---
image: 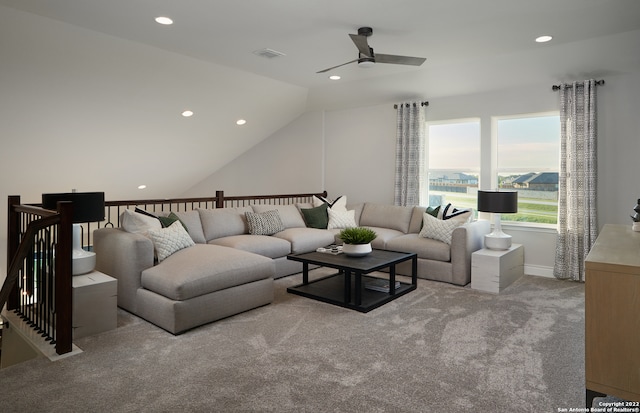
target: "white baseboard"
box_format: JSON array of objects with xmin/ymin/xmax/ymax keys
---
[{"xmin": 525, "ymin": 264, "xmax": 554, "ymax": 278}]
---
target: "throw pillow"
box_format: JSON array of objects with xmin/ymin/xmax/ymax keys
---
[
  {"xmin": 157, "ymin": 212, "xmax": 188, "ymax": 231},
  {"xmin": 146, "ymin": 220, "xmax": 195, "ymax": 261},
  {"xmin": 426, "ymin": 205, "xmax": 441, "ymax": 218},
  {"xmin": 419, "ymin": 212, "xmax": 463, "ymax": 245},
  {"xmin": 442, "ymin": 203, "xmax": 473, "ymax": 222},
  {"xmin": 327, "ymin": 208, "xmax": 357, "ymax": 229},
  {"xmin": 300, "ymin": 203, "xmax": 329, "ymax": 229},
  {"xmin": 313, "ymin": 195, "xmax": 347, "ymax": 212},
  {"xmin": 121, "ymin": 209, "xmax": 162, "ymax": 234},
  {"xmin": 245, "ymin": 210, "xmax": 285, "ymax": 235}
]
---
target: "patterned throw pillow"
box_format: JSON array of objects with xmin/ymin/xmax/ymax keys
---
[
  {"xmin": 419, "ymin": 212, "xmax": 463, "ymax": 244},
  {"xmin": 442, "ymin": 203, "xmax": 473, "ymax": 222},
  {"xmin": 245, "ymin": 210, "xmax": 285, "ymax": 235},
  {"xmin": 313, "ymin": 195, "xmax": 347, "ymax": 212},
  {"xmin": 327, "ymin": 208, "xmax": 357, "ymax": 229},
  {"xmin": 147, "ymin": 220, "xmax": 195, "ymax": 261}
]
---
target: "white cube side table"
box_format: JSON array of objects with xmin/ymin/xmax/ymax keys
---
[
  {"xmin": 471, "ymin": 244, "xmax": 524, "ymax": 293},
  {"xmin": 73, "ymin": 271, "xmax": 117, "ymax": 339}
]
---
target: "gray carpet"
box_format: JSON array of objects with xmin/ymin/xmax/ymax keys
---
[{"xmin": 0, "ymin": 270, "xmax": 586, "ymax": 412}]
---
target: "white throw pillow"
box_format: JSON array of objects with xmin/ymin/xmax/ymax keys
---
[
  {"xmin": 146, "ymin": 220, "xmax": 195, "ymax": 261},
  {"xmin": 313, "ymin": 195, "xmax": 347, "ymax": 212},
  {"xmin": 121, "ymin": 209, "xmax": 162, "ymax": 234},
  {"xmin": 419, "ymin": 212, "xmax": 463, "ymax": 245},
  {"xmin": 327, "ymin": 208, "xmax": 357, "ymax": 229}
]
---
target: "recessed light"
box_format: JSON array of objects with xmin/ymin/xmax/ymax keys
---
[
  {"xmin": 155, "ymin": 16, "xmax": 173, "ymax": 25},
  {"xmin": 329, "ymin": 75, "xmax": 341, "ymax": 80},
  {"xmin": 138, "ymin": 185, "xmax": 147, "ymax": 190},
  {"xmin": 236, "ymin": 119, "xmax": 247, "ymax": 126},
  {"xmin": 181, "ymin": 110, "xmax": 194, "ymax": 117},
  {"xmin": 535, "ymin": 35, "xmax": 553, "ymax": 43}
]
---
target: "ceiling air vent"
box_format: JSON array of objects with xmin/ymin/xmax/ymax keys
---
[{"xmin": 253, "ymin": 48, "xmax": 286, "ymax": 59}]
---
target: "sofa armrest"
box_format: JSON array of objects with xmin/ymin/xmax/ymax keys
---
[
  {"xmin": 94, "ymin": 227, "xmax": 154, "ymax": 314},
  {"xmin": 450, "ymin": 220, "xmax": 491, "ymax": 285}
]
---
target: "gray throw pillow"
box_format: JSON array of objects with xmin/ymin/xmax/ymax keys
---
[{"xmin": 245, "ymin": 210, "xmax": 285, "ymax": 235}]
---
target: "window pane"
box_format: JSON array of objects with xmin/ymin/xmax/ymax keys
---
[
  {"xmin": 496, "ymin": 115, "xmax": 559, "ymax": 225},
  {"xmin": 425, "ymin": 120, "xmax": 480, "ymax": 210},
  {"xmin": 429, "ymin": 122, "xmax": 480, "ymax": 169}
]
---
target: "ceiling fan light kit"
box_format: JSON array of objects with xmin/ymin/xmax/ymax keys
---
[{"xmin": 317, "ymin": 26, "xmax": 425, "ymax": 74}]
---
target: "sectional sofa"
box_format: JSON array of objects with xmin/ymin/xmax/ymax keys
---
[{"xmin": 93, "ymin": 200, "xmax": 489, "ymax": 334}]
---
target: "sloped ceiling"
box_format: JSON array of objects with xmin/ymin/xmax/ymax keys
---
[{"xmin": 1, "ymin": 0, "xmax": 640, "ymax": 201}]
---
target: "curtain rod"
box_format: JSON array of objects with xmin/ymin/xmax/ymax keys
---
[
  {"xmin": 551, "ymin": 79, "xmax": 605, "ymax": 91},
  {"xmin": 393, "ymin": 101, "xmax": 429, "ymax": 109}
]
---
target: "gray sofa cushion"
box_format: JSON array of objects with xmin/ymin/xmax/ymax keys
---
[
  {"xmin": 252, "ymin": 204, "xmax": 306, "ymax": 228},
  {"xmin": 362, "ymin": 226, "xmax": 405, "ymax": 249},
  {"xmin": 141, "ymin": 244, "xmax": 274, "ymax": 301},
  {"xmin": 359, "ymin": 203, "xmax": 413, "ymax": 234},
  {"xmin": 386, "ymin": 233, "xmax": 451, "ymax": 261},
  {"xmin": 198, "ymin": 207, "xmax": 252, "ymax": 241},
  {"xmin": 209, "ymin": 235, "xmax": 291, "ymax": 258},
  {"xmin": 408, "ymin": 206, "xmax": 426, "ymax": 234},
  {"xmin": 274, "ymin": 227, "xmax": 336, "ymax": 254},
  {"xmin": 173, "ymin": 210, "xmax": 206, "ymax": 244}
]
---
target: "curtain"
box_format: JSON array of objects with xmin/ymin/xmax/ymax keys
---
[
  {"xmin": 554, "ymin": 80, "xmax": 598, "ymax": 282},
  {"xmin": 394, "ymin": 102, "xmax": 426, "ymax": 206}
]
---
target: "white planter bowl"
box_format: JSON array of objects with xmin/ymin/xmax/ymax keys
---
[{"xmin": 342, "ymin": 243, "xmax": 372, "ymax": 257}]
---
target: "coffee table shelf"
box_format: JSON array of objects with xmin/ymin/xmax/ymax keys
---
[{"xmin": 287, "ymin": 249, "xmax": 417, "ymax": 313}]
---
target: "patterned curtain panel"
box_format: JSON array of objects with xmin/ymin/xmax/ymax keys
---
[
  {"xmin": 554, "ymin": 80, "xmax": 598, "ymax": 282},
  {"xmin": 394, "ymin": 102, "xmax": 426, "ymax": 206}
]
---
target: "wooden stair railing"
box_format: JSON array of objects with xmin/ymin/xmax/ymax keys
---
[{"xmin": 1, "ymin": 195, "xmax": 73, "ymax": 355}]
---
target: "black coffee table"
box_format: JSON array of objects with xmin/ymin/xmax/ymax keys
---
[{"xmin": 286, "ymin": 249, "xmax": 417, "ymax": 312}]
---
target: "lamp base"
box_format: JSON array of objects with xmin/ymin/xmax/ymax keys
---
[
  {"xmin": 484, "ymin": 232, "xmax": 512, "ymax": 250},
  {"xmin": 73, "ymin": 249, "xmax": 96, "ymax": 276},
  {"xmin": 72, "ymin": 224, "xmax": 96, "ymax": 275}
]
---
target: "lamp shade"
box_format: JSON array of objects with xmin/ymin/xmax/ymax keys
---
[
  {"xmin": 42, "ymin": 192, "xmax": 105, "ymax": 223},
  {"xmin": 477, "ymin": 190, "xmax": 518, "ymax": 213}
]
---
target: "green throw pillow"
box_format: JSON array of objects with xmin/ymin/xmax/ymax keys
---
[
  {"xmin": 158, "ymin": 212, "xmax": 188, "ymax": 231},
  {"xmin": 301, "ymin": 203, "xmax": 329, "ymax": 229},
  {"xmin": 426, "ymin": 205, "xmax": 441, "ymax": 218}
]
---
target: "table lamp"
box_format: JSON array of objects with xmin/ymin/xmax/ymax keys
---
[
  {"xmin": 477, "ymin": 190, "xmax": 518, "ymax": 250},
  {"xmin": 42, "ymin": 191, "xmax": 105, "ymax": 275}
]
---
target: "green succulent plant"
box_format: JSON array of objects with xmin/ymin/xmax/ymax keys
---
[{"xmin": 339, "ymin": 227, "xmax": 377, "ymax": 244}]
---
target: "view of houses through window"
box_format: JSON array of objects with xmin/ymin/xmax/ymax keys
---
[{"xmin": 424, "ymin": 113, "xmax": 560, "ymax": 225}]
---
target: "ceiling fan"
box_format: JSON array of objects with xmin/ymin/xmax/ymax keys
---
[{"xmin": 317, "ymin": 27, "xmax": 426, "ymax": 74}]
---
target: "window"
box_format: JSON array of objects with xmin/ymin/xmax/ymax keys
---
[
  {"xmin": 423, "ymin": 119, "xmax": 481, "ymax": 212},
  {"xmin": 494, "ymin": 113, "xmax": 560, "ymax": 225}
]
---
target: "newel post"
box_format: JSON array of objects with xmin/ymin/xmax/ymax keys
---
[
  {"xmin": 6, "ymin": 195, "xmax": 21, "ymax": 310},
  {"xmin": 55, "ymin": 201, "xmax": 73, "ymax": 354},
  {"xmin": 215, "ymin": 190, "xmax": 224, "ymax": 209}
]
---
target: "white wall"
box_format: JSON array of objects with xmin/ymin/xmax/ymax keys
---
[
  {"xmin": 0, "ymin": 6, "xmax": 307, "ymax": 276},
  {"xmin": 184, "ymin": 111, "xmax": 325, "ymax": 197},
  {"xmin": 201, "ymin": 72, "xmax": 640, "ymax": 276}
]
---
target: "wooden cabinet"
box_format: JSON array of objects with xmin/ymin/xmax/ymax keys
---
[{"xmin": 585, "ymin": 224, "xmax": 640, "ymax": 405}]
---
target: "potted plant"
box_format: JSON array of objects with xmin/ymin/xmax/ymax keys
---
[{"xmin": 338, "ymin": 227, "xmax": 377, "ymax": 256}]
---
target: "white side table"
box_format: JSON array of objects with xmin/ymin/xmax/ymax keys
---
[
  {"xmin": 73, "ymin": 271, "xmax": 117, "ymax": 339},
  {"xmin": 471, "ymin": 244, "xmax": 524, "ymax": 293}
]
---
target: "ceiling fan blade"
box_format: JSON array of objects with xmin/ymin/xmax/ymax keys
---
[
  {"xmin": 316, "ymin": 58, "xmax": 360, "ymax": 73},
  {"xmin": 374, "ymin": 54, "xmax": 426, "ymax": 66},
  {"xmin": 349, "ymin": 34, "xmax": 372, "ymax": 57}
]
